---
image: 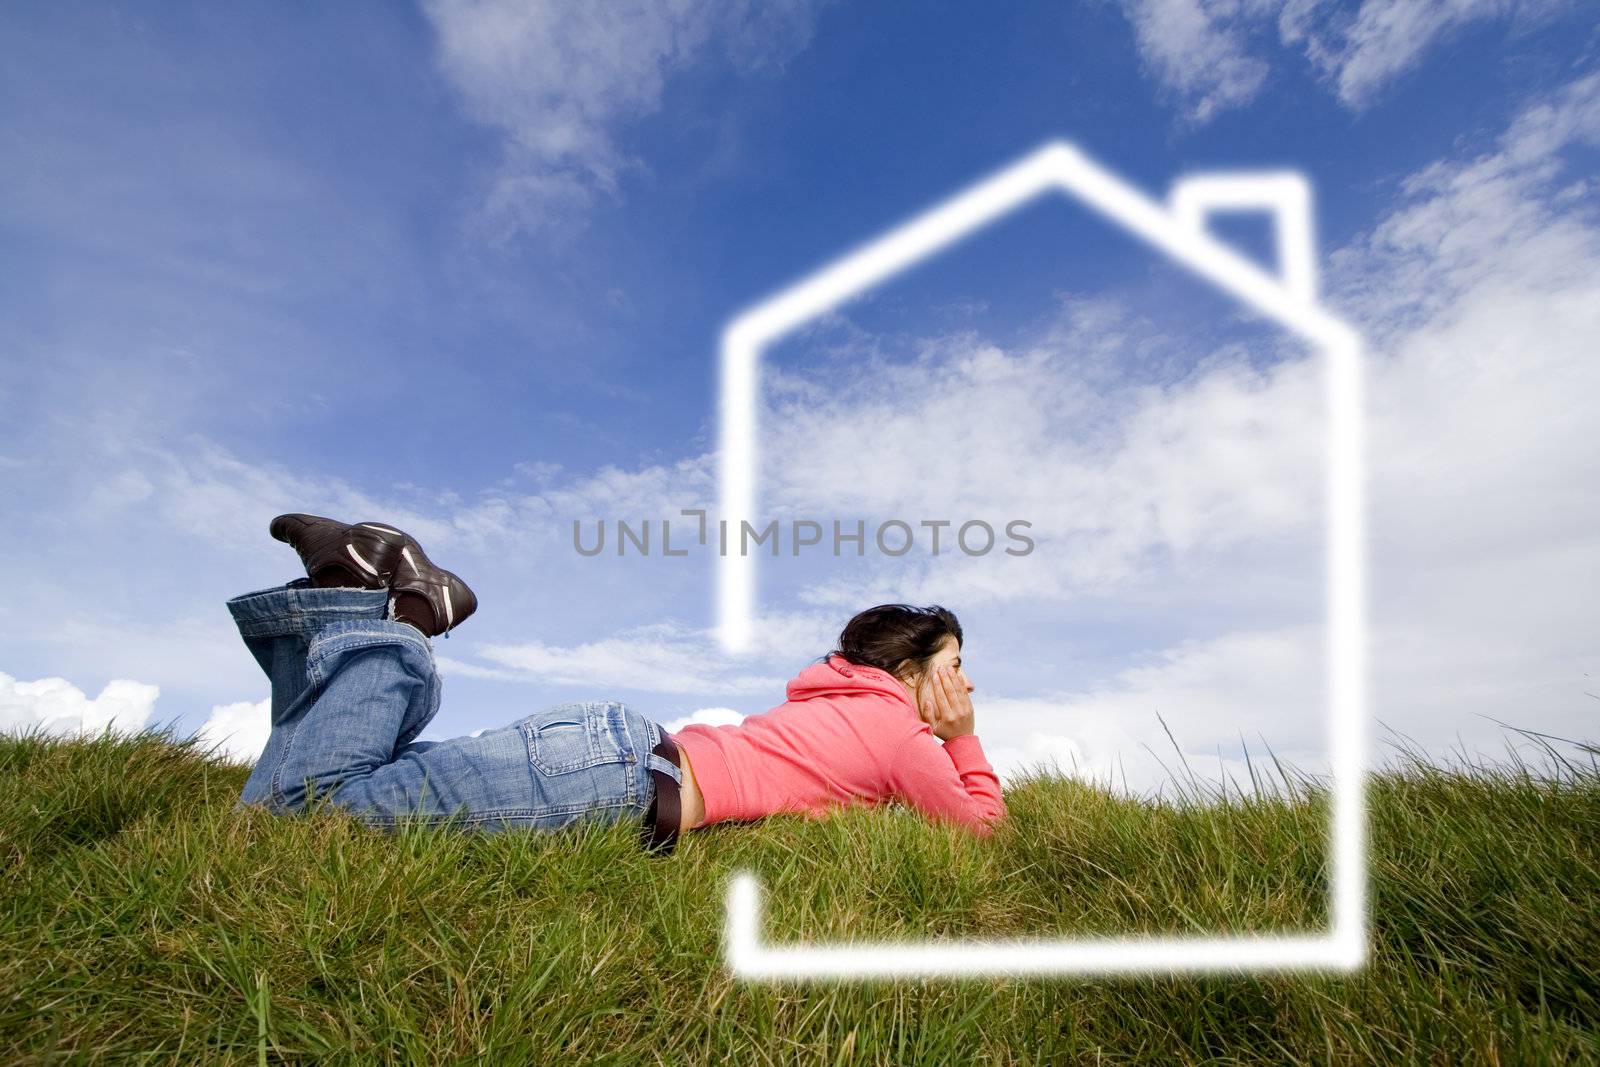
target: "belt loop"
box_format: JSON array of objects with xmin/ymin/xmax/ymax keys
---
[{"xmin": 641, "ymin": 727, "xmax": 681, "ymax": 857}]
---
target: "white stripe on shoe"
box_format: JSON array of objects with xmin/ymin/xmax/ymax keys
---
[
  {"xmin": 401, "ymin": 547, "xmax": 418, "ymax": 573},
  {"xmin": 346, "ymin": 544, "xmax": 380, "ymax": 576},
  {"xmin": 359, "ymin": 524, "xmax": 406, "ymax": 536},
  {"xmin": 443, "ymin": 586, "xmax": 454, "ymax": 628}
]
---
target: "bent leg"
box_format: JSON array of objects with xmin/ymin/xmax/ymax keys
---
[
  {"xmin": 266, "ymin": 618, "xmax": 442, "ymax": 811},
  {"xmin": 227, "ymin": 580, "xmax": 437, "ymax": 808},
  {"xmin": 227, "ymin": 579, "xmax": 391, "ymax": 721},
  {"xmin": 227, "ymin": 582, "xmax": 674, "ymax": 834}
]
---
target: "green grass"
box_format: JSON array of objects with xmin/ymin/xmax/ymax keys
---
[{"xmin": 1, "ymin": 730, "xmax": 1596, "ymax": 1064}]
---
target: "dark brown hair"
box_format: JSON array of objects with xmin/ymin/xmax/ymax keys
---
[{"xmin": 830, "ymin": 604, "xmax": 963, "ymax": 682}]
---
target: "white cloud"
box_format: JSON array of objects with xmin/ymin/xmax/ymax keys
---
[
  {"xmin": 0, "ymin": 671, "xmax": 158, "ymax": 738},
  {"xmin": 750, "ymin": 297, "xmax": 1328, "ymax": 622},
  {"xmin": 1122, "ymin": 0, "xmax": 1573, "ymax": 122},
  {"xmin": 194, "ymin": 698, "xmax": 270, "ymax": 765},
  {"xmin": 1120, "ymin": 0, "xmax": 1273, "ymax": 124},
  {"xmin": 663, "ymin": 706, "xmax": 747, "ymax": 733},
  {"xmin": 1334, "ymin": 72, "xmax": 1600, "ymax": 331},
  {"xmin": 420, "ymin": 0, "xmax": 822, "ymax": 239},
  {"xmin": 1284, "ymin": 0, "xmax": 1569, "ymax": 108}
]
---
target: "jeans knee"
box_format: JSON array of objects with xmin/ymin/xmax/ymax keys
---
[{"xmin": 304, "ymin": 621, "xmax": 435, "ymax": 690}]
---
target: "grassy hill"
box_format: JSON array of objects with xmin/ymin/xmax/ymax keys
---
[{"xmin": 2, "ymin": 731, "xmax": 1595, "ymax": 1064}]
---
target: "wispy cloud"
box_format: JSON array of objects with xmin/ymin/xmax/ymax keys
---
[
  {"xmin": 1119, "ymin": 0, "xmax": 1273, "ymax": 125},
  {"xmin": 1333, "ymin": 71, "xmax": 1600, "ymax": 329},
  {"xmin": 420, "ymin": 0, "xmax": 823, "ymax": 241},
  {"xmin": 1282, "ymin": 0, "xmax": 1567, "ymax": 109},
  {"xmin": 1121, "ymin": 0, "xmax": 1573, "ymax": 123},
  {"xmin": 471, "ymin": 615, "xmax": 830, "ymax": 697},
  {"xmin": 758, "ymin": 303, "xmax": 1325, "ymax": 610}
]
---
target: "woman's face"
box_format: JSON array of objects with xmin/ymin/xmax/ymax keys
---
[{"xmin": 902, "ymin": 635, "xmax": 973, "ymax": 695}]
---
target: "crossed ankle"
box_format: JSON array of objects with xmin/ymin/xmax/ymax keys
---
[{"xmin": 391, "ymin": 592, "xmax": 437, "ymax": 636}]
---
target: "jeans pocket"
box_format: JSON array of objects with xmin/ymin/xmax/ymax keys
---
[{"xmin": 522, "ymin": 701, "xmax": 633, "ymax": 775}]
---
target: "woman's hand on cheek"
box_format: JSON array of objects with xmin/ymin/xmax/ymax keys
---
[{"xmin": 928, "ymin": 667, "xmax": 976, "ymax": 741}]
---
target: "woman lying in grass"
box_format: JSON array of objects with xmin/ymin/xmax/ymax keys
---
[{"xmin": 231, "ymin": 514, "xmax": 1007, "ymax": 856}]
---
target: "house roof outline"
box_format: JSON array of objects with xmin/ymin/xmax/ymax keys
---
[{"xmin": 713, "ymin": 141, "xmax": 1368, "ymax": 978}]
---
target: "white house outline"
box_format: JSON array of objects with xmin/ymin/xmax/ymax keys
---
[{"xmin": 715, "ymin": 141, "xmax": 1367, "ymax": 978}]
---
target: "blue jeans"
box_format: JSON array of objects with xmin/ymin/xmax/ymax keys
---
[{"xmin": 229, "ymin": 580, "xmax": 681, "ymax": 833}]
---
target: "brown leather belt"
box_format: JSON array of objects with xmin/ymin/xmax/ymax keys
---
[{"xmin": 640, "ymin": 729, "xmax": 681, "ymax": 856}]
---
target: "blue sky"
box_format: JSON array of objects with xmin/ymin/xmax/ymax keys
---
[{"xmin": 3, "ymin": 1, "xmax": 1596, "ymax": 788}]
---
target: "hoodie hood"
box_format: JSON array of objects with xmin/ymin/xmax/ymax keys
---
[{"xmin": 785, "ymin": 655, "xmax": 917, "ymax": 714}]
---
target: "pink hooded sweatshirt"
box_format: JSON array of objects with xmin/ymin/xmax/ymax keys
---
[{"xmin": 669, "ymin": 655, "xmax": 1007, "ymax": 837}]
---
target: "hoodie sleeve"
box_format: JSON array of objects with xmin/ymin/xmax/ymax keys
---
[{"xmin": 886, "ymin": 726, "xmax": 1007, "ymax": 836}]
